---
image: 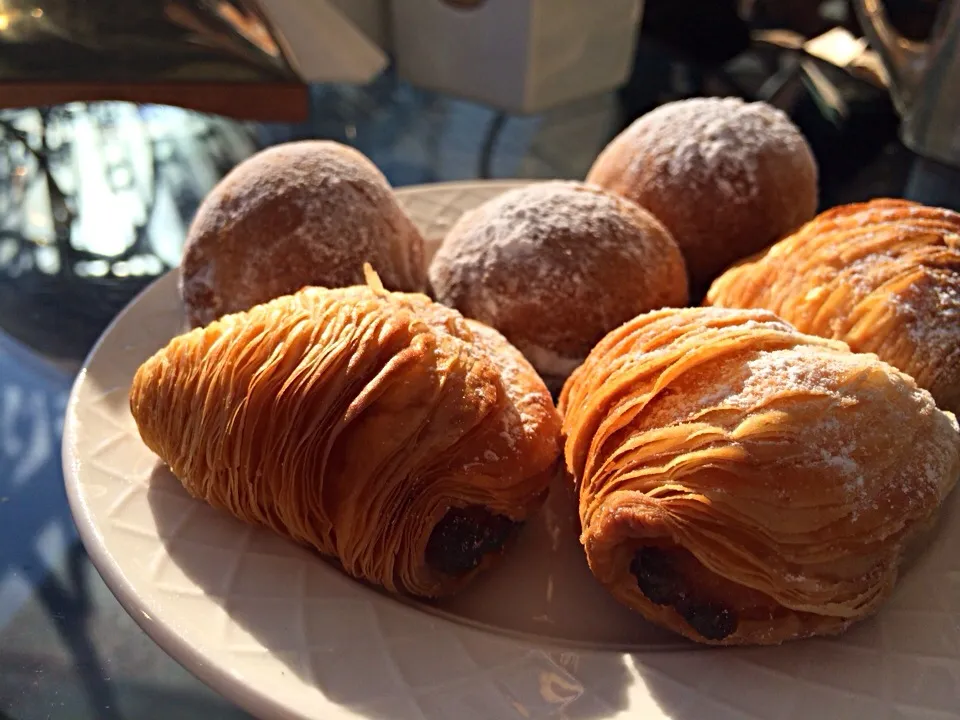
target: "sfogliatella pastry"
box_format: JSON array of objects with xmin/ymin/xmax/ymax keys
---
[
  {"xmin": 558, "ymin": 306, "xmax": 960, "ymax": 646},
  {"xmin": 429, "ymin": 181, "xmax": 689, "ymax": 392},
  {"xmin": 586, "ymin": 97, "xmax": 818, "ymax": 292},
  {"xmin": 130, "ymin": 268, "xmax": 561, "ymax": 598},
  {"xmin": 706, "ymin": 198, "xmax": 960, "ymax": 414},
  {"xmin": 180, "ymin": 140, "xmax": 426, "ymax": 327}
]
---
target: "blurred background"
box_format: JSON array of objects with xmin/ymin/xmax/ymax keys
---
[{"xmin": 0, "ymin": 1, "xmax": 957, "ymax": 718}]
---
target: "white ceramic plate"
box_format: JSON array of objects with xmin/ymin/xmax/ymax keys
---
[{"xmin": 64, "ymin": 181, "xmax": 960, "ymax": 720}]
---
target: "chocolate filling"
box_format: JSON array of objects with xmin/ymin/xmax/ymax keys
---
[
  {"xmin": 426, "ymin": 506, "xmax": 519, "ymax": 576},
  {"xmin": 630, "ymin": 547, "xmax": 680, "ymax": 605},
  {"xmin": 630, "ymin": 546, "xmax": 739, "ymax": 641},
  {"xmin": 676, "ymin": 601, "xmax": 738, "ymax": 641}
]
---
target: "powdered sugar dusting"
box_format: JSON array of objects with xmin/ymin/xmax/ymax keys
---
[
  {"xmin": 588, "ymin": 96, "xmax": 818, "ymax": 286},
  {"xmin": 835, "ymin": 219, "xmax": 960, "ymax": 408},
  {"xmin": 516, "ymin": 342, "xmax": 582, "ymax": 380},
  {"xmin": 180, "ymin": 140, "xmax": 425, "ymax": 327},
  {"xmin": 637, "ymin": 97, "xmax": 808, "ymax": 203},
  {"xmin": 367, "ymin": 290, "xmax": 554, "ymax": 450},
  {"xmin": 821, "ymin": 445, "xmax": 859, "ymax": 477},
  {"xmin": 687, "ymin": 345, "xmax": 853, "ymax": 413},
  {"xmin": 655, "ymin": 339, "xmax": 955, "ymax": 520},
  {"xmin": 462, "ymin": 318, "xmax": 553, "ymax": 433},
  {"xmin": 432, "ymin": 181, "xmax": 679, "ymax": 306},
  {"xmin": 718, "ymin": 348, "xmax": 850, "ymax": 409},
  {"xmin": 899, "ymin": 275, "xmax": 960, "ymax": 357},
  {"xmin": 710, "ymin": 199, "xmax": 960, "ymax": 412},
  {"xmin": 429, "ymin": 180, "xmax": 688, "ymax": 381}
]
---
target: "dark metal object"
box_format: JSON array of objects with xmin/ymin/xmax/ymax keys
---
[
  {"xmin": 0, "ymin": 0, "xmax": 308, "ymax": 119},
  {"xmin": 0, "ymin": 0, "xmax": 295, "ymax": 82},
  {"xmin": 854, "ymin": 0, "xmax": 960, "ymax": 168}
]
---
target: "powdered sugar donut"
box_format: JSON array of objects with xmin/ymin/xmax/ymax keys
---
[
  {"xmin": 428, "ymin": 181, "xmax": 689, "ymax": 392},
  {"xmin": 586, "ymin": 96, "xmax": 818, "ymax": 293},
  {"xmin": 180, "ymin": 140, "xmax": 426, "ymax": 327}
]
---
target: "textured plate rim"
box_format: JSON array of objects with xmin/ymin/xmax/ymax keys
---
[
  {"xmin": 61, "ymin": 177, "xmax": 960, "ymax": 720},
  {"xmin": 61, "ymin": 179, "xmax": 552, "ymax": 720},
  {"xmin": 60, "ymin": 270, "xmax": 306, "ymax": 720}
]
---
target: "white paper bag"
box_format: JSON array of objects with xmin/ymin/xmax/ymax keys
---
[
  {"xmin": 328, "ymin": 0, "xmax": 393, "ymax": 53},
  {"xmin": 257, "ymin": 0, "xmax": 389, "ymax": 84},
  {"xmin": 389, "ymin": 0, "xmax": 643, "ymax": 113}
]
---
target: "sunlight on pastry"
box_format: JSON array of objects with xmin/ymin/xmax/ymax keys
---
[
  {"xmin": 558, "ymin": 306, "xmax": 960, "ymax": 645},
  {"xmin": 54, "ymin": 78, "xmax": 960, "ymax": 720},
  {"xmin": 179, "ymin": 140, "xmax": 427, "ymax": 328},
  {"xmin": 586, "ymin": 96, "xmax": 818, "ymax": 293},
  {"xmin": 429, "ymin": 181, "xmax": 689, "ymax": 393},
  {"xmin": 706, "ymin": 198, "xmax": 960, "ymax": 416},
  {"xmin": 129, "ymin": 266, "xmax": 562, "ymax": 598}
]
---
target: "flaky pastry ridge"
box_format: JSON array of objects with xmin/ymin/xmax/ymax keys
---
[
  {"xmin": 707, "ymin": 198, "xmax": 960, "ymax": 414},
  {"xmin": 559, "ymin": 306, "xmax": 960, "ymax": 645},
  {"xmin": 130, "ymin": 271, "xmax": 561, "ymax": 598}
]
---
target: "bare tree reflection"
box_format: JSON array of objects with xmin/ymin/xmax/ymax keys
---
[
  {"xmin": 27, "ymin": 545, "xmax": 123, "ymax": 720},
  {"xmin": 0, "ymin": 335, "xmax": 119, "ymax": 717},
  {"xmin": 0, "ymin": 104, "xmax": 256, "ymax": 360}
]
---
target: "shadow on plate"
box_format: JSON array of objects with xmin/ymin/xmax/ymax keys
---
[
  {"xmin": 627, "ymin": 481, "xmax": 960, "ymax": 719},
  {"xmin": 145, "ymin": 465, "xmax": 645, "ymax": 720},
  {"xmin": 140, "ymin": 448, "xmax": 960, "ymax": 720},
  {"xmin": 420, "ymin": 472, "xmax": 688, "ymax": 649}
]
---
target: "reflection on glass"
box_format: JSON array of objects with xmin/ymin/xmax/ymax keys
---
[
  {"xmin": 0, "ymin": 102, "xmax": 257, "ymax": 358},
  {"xmin": 0, "ymin": 0, "xmax": 297, "ymax": 82}
]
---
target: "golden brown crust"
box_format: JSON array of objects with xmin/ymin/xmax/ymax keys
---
[
  {"xmin": 179, "ymin": 141, "xmax": 426, "ymax": 328},
  {"xmin": 130, "ymin": 279, "xmax": 561, "ymax": 598},
  {"xmin": 558, "ymin": 307, "xmax": 960, "ymax": 645},
  {"xmin": 706, "ymin": 198, "xmax": 960, "ymax": 415},
  {"xmin": 585, "ymin": 97, "xmax": 818, "ymax": 292},
  {"xmin": 428, "ymin": 181, "xmax": 689, "ymax": 391}
]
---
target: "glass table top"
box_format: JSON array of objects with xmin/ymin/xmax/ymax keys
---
[{"xmin": 1, "ymin": 60, "xmax": 958, "ymax": 719}]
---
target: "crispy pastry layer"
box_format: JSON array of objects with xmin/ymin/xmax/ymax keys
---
[
  {"xmin": 130, "ymin": 277, "xmax": 561, "ymax": 598},
  {"xmin": 559, "ymin": 306, "xmax": 960, "ymax": 645},
  {"xmin": 706, "ymin": 198, "xmax": 960, "ymax": 414}
]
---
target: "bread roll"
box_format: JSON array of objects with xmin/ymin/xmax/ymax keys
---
[
  {"xmin": 586, "ymin": 97, "xmax": 818, "ymax": 292},
  {"xmin": 429, "ymin": 181, "xmax": 688, "ymax": 392},
  {"xmin": 180, "ymin": 140, "xmax": 426, "ymax": 327}
]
